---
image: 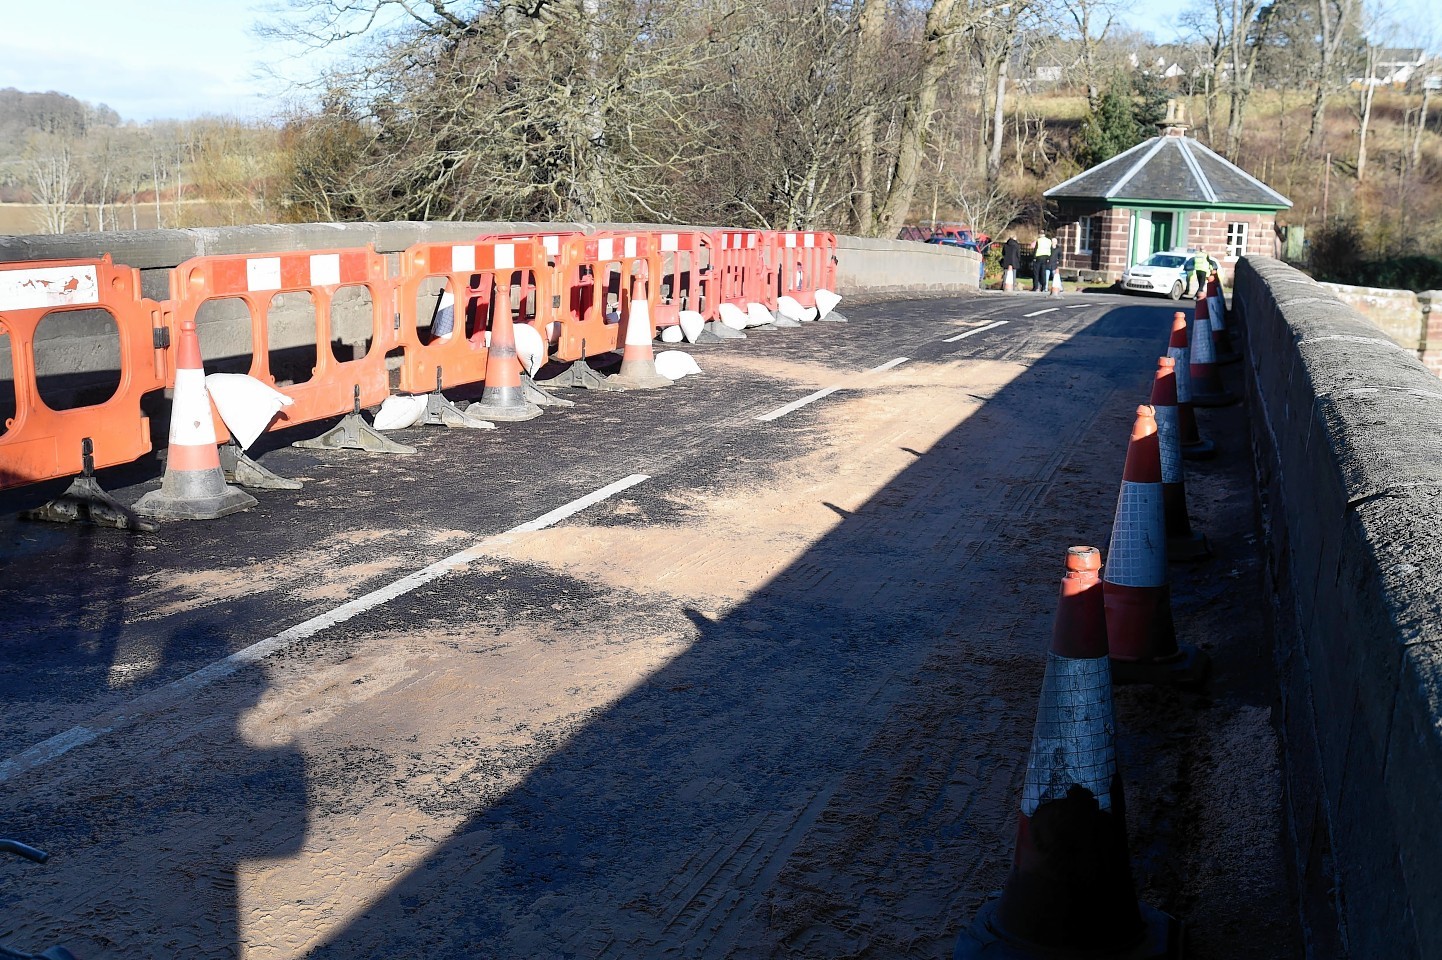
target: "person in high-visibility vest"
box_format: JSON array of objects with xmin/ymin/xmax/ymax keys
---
[{"xmin": 1032, "ymin": 230, "xmax": 1054, "ymax": 292}]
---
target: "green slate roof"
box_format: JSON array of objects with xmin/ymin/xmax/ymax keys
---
[{"xmin": 1045, "ymin": 132, "xmax": 1292, "ymax": 210}]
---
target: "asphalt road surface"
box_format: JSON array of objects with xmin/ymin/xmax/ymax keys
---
[{"xmin": 0, "ymin": 290, "xmax": 1300, "ymax": 959}]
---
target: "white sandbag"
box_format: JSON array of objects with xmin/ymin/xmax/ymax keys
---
[
  {"xmin": 745, "ymin": 303, "xmax": 774, "ymax": 327},
  {"xmin": 513, "ymin": 322, "xmax": 546, "ymax": 376},
  {"xmin": 373, "ymin": 394, "xmax": 428, "ymax": 431},
  {"xmin": 678, "ymin": 310, "xmax": 705, "ymax": 343},
  {"xmin": 802, "ymin": 306, "xmax": 819, "ymax": 322},
  {"xmin": 776, "ymin": 295, "xmax": 806, "ymax": 322},
  {"xmin": 204, "ymin": 373, "xmax": 294, "ymax": 450},
  {"xmin": 718, "ymin": 302, "xmax": 750, "ymax": 330},
  {"xmin": 545, "ymin": 320, "xmax": 561, "ymax": 343},
  {"xmin": 659, "ymin": 325, "xmax": 683, "ymax": 343},
  {"xmin": 654, "ymin": 350, "xmax": 702, "ymax": 380},
  {"xmin": 815, "ymin": 288, "xmax": 843, "ymax": 320}
]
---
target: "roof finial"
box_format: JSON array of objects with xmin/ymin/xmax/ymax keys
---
[{"xmin": 1160, "ymin": 100, "xmax": 1190, "ymax": 137}]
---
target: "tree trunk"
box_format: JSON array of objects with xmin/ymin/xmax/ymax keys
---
[
  {"xmin": 989, "ymin": 53, "xmax": 1008, "ymax": 180},
  {"xmin": 1307, "ymin": 0, "xmax": 1354, "ymax": 151},
  {"xmin": 1412, "ymin": 83, "xmax": 1433, "ymax": 172},
  {"xmin": 852, "ymin": 0, "xmax": 887, "ymax": 235},
  {"xmin": 1356, "ymin": 46, "xmax": 1377, "ymax": 182},
  {"xmin": 877, "ymin": 0, "xmax": 961, "ymax": 235}
]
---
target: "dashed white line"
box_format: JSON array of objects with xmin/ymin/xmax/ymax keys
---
[
  {"xmin": 1066, "ymin": 304, "xmax": 1090, "ymax": 309},
  {"xmin": 1023, "ymin": 307, "xmax": 1059, "ymax": 317},
  {"xmin": 944, "ymin": 320, "xmax": 1009, "ymax": 343},
  {"xmin": 0, "ymin": 474, "xmax": 650, "ymax": 784},
  {"xmin": 755, "ymin": 357, "xmax": 909, "ymax": 422}
]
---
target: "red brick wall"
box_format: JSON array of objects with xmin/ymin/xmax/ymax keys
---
[
  {"xmin": 1048, "ymin": 203, "xmax": 1282, "ymax": 284},
  {"xmin": 1184, "ymin": 211, "xmax": 1280, "ymax": 284}
]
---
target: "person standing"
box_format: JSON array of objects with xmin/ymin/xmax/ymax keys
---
[
  {"xmin": 1001, "ymin": 236, "xmax": 1021, "ymax": 290},
  {"xmin": 1032, "ymin": 230, "xmax": 1053, "ymax": 292}
]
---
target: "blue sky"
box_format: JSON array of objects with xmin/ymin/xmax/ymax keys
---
[{"xmin": 0, "ymin": 0, "xmax": 1434, "ymax": 123}]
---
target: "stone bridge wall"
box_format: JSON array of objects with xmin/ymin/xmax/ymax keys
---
[{"xmin": 1236, "ymin": 256, "xmax": 1442, "ymax": 958}]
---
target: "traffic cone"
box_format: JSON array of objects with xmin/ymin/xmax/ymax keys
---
[
  {"xmin": 1049, "ymin": 268, "xmax": 1064, "ymax": 296},
  {"xmin": 1103, "ymin": 405, "xmax": 1209, "ymax": 687},
  {"xmin": 955, "ymin": 546, "xmax": 1182, "ymax": 959},
  {"xmin": 1151, "ymin": 357, "xmax": 1210, "ymax": 562},
  {"xmin": 1189, "ymin": 293, "xmax": 1236, "ymax": 407},
  {"xmin": 468, "ymin": 282, "xmax": 543, "ymax": 421},
  {"xmin": 1169, "ymin": 312, "xmax": 1215, "ymax": 460},
  {"xmin": 134, "ymin": 318, "xmax": 257, "ymax": 520},
  {"xmin": 608, "ymin": 273, "xmax": 672, "ymax": 389},
  {"xmin": 1206, "ymin": 275, "xmax": 1239, "ymax": 364},
  {"xmin": 1002, "ymin": 266, "xmax": 1015, "ymax": 292}
]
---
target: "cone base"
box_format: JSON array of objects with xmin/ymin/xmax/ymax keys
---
[
  {"xmin": 608, "ymin": 371, "xmax": 674, "ymax": 390},
  {"xmin": 469, "ymin": 394, "xmax": 543, "ymax": 421},
  {"xmin": 1167, "ymin": 530, "xmax": 1212, "ymax": 562},
  {"xmin": 1180, "ymin": 439, "xmax": 1217, "ymax": 461},
  {"xmin": 955, "ymin": 899, "xmax": 1182, "ymax": 960},
  {"xmin": 133, "ymin": 483, "xmax": 257, "ymax": 521},
  {"xmin": 1111, "ymin": 643, "xmax": 1211, "ymax": 689},
  {"xmin": 1189, "ymin": 390, "xmax": 1238, "ymax": 408}
]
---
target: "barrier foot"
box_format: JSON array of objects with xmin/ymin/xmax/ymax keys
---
[
  {"xmin": 1111, "ymin": 643, "xmax": 1211, "ymax": 689},
  {"xmin": 421, "ymin": 392, "xmax": 496, "ymax": 430},
  {"xmin": 769, "ymin": 311, "xmax": 802, "ymax": 328},
  {"xmin": 694, "ymin": 324, "xmax": 726, "ymax": 344},
  {"xmin": 954, "ymin": 898, "xmax": 1182, "ymax": 959},
  {"xmin": 819, "ymin": 310, "xmax": 848, "ymax": 323},
  {"xmin": 21, "ymin": 474, "xmax": 159, "ymax": 533},
  {"xmin": 1181, "ymin": 438, "xmax": 1217, "ymax": 461},
  {"xmin": 707, "ymin": 321, "xmax": 747, "ymax": 340},
  {"xmin": 1168, "ymin": 529, "xmax": 1212, "ymax": 562},
  {"xmin": 295, "ymin": 413, "xmax": 417, "ymax": 454},
  {"xmin": 221, "ymin": 442, "xmax": 303, "ymax": 490},
  {"xmin": 522, "ymin": 373, "xmax": 576, "ymax": 407},
  {"xmin": 544, "ymin": 357, "xmax": 624, "ymax": 391}
]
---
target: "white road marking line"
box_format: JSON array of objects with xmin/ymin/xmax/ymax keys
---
[
  {"xmin": 1066, "ymin": 304, "xmax": 1090, "ymax": 309},
  {"xmin": 944, "ymin": 320, "xmax": 1009, "ymax": 343},
  {"xmin": 1023, "ymin": 307, "xmax": 1059, "ymax": 317},
  {"xmin": 0, "ymin": 474, "xmax": 650, "ymax": 784},
  {"xmin": 756, "ymin": 357, "xmax": 909, "ymax": 422}
]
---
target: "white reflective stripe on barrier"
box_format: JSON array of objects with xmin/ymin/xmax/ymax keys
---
[
  {"xmin": 598, "ymin": 238, "xmax": 614, "ymax": 261},
  {"xmin": 624, "ymin": 237, "xmax": 637, "ymax": 258},
  {"xmin": 495, "ymin": 243, "xmax": 515, "ymax": 270},
  {"xmin": 0, "ymin": 264, "xmax": 100, "ymax": 310},
  {"xmin": 661, "ymin": 233, "xmax": 679, "ymax": 252},
  {"xmin": 804, "ymin": 233, "xmax": 815, "ymax": 248},
  {"xmin": 1021, "ymin": 653, "xmax": 1116, "ymax": 816},
  {"xmin": 784, "ymin": 234, "xmax": 797, "ymax": 248},
  {"xmin": 452, "ymin": 245, "xmax": 476, "ymax": 272},
  {"xmin": 310, "ymin": 253, "xmax": 341, "ymax": 287},
  {"xmin": 1105, "ymin": 481, "xmax": 1167, "ymax": 586},
  {"xmin": 247, "ymin": 258, "xmax": 282, "ymax": 292},
  {"xmin": 747, "ymin": 234, "xmax": 757, "ymax": 248},
  {"xmin": 1154, "ymin": 404, "xmax": 1183, "ymax": 484},
  {"xmin": 543, "ymin": 236, "xmax": 560, "ymax": 256}
]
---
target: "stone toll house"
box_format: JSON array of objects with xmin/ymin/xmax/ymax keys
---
[{"xmin": 1044, "ymin": 103, "xmax": 1292, "ymax": 286}]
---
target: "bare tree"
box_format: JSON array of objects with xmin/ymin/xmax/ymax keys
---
[
  {"xmin": 24, "ymin": 133, "xmax": 79, "ymax": 234},
  {"xmin": 1057, "ymin": 0, "xmax": 1118, "ymax": 112},
  {"xmin": 1307, "ymin": 0, "xmax": 1359, "ymax": 150}
]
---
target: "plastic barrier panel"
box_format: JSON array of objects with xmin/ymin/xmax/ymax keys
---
[
  {"xmin": 711, "ymin": 229, "xmax": 769, "ymax": 311},
  {"xmin": 0, "ymin": 257, "xmax": 169, "ymax": 491},
  {"xmin": 553, "ymin": 232, "xmax": 660, "ymax": 362},
  {"xmin": 169, "ymin": 247, "xmax": 392, "ymax": 437},
  {"xmin": 653, "ymin": 231, "xmax": 714, "ymax": 329},
  {"xmin": 396, "ymin": 238, "xmax": 550, "ymax": 393},
  {"xmin": 768, "ymin": 231, "xmax": 839, "ymax": 308}
]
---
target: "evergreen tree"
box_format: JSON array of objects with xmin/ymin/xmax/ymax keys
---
[{"xmin": 1079, "ymin": 79, "xmax": 1142, "ymax": 168}]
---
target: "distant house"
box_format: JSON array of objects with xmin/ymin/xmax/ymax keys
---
[
  {"xmin": 1042, "ymin": 103, "xmax": 1291, "ymax": 285},
  {"xmin": 1375, "ymin": 48, "xmax": 1427, "ymax": 87}
]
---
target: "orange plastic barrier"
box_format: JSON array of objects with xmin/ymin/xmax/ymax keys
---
[
  {"xmin": 0, "ymin": 256, "xmax": 169, "ymax": 491},
  {"xmin": 168, "ymin": 247, "xmax": 392, "ymax": 436},
  {"xmin": 396, "ymin": 238, "xmax": 550, "ymax": 394},
  {"xmin": 552, "ymin": 232, "xmax": 660, "ymax": 362},
  {"xmin": 711, "ymin": 229, "xmax": 770, "ymax": 312},
  {"xmin": 768, "ymin": 231, "xmax": 839, "ymax": 309},
  {"xmin": 652, "ymin": 231, "xmax": 714, "ymax": 330}
]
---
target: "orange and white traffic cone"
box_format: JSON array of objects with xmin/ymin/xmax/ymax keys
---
[
  {"xmin": 1189, "ymin": 293, "xmax": 1236, "ymax": 407},
  {"xmin": 1206, "ymin": 275, "xmax": 1239, "ymax": 364},
  {"xmin": 1002, "ymin": 266, "xmax": 1015, "ymax": 292},
  {"xmin": 470, "ymin": 282, "xmax": 543, "ymax": 422},
  {"xmin": 1169, "ymin": 312, "xmax": 1215, "ymax": 460},
  {"xmin": 955, "ymin": 546, "xmax": 1182, "ymax": 959},
  {"xmin": 608, "ymin": 272, "xmax": 672, "ymax": 390},
  {"xmin": 1103, "ymin": 405, "xmax": 1209, "ymax": 687},
  {"xmin": 1151, "ymin": 357, "xmax": 1210, "ymax": 562},
  {"xmin": 134, "ymin": 318, "xmax": 257, "ymax": 521}
]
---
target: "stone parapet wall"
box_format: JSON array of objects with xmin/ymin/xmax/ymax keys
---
[{"xmin": 1235, "ymin": 256, "xmax": 1442, "ymax": 959}]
